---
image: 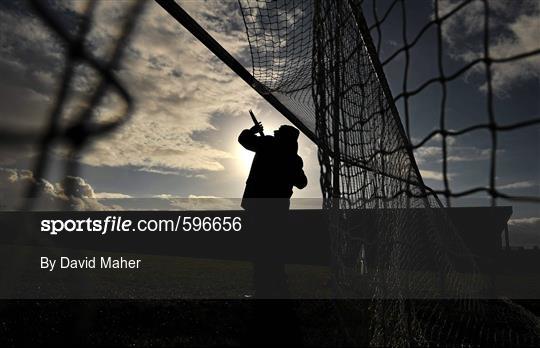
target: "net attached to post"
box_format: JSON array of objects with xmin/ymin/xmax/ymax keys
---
[{"xmin": 239, "ymin": 0, "xmax": 539, "ymax": 346}]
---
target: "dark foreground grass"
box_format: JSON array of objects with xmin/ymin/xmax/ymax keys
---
[
  {"xmin": 0, "ymin": 245, "xmax": 539, "ymax": 346},
  {"xmin": 0, "ymin": 299, "xmax": 539, "ymax": 347}
]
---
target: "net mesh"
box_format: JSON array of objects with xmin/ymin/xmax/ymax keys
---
[{"xmin": 239, "ymin": 0, "xmax": 539, "ymax": 345}]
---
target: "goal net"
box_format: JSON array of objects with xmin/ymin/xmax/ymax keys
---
[{"xmin": 239, "ymin": 0, "xmax": 540, "ymax": 345}]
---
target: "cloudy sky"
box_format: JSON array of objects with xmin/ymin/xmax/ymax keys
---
[{"xmin": 0, "ymin": 0, "xmax": 538, "ymax": 245}]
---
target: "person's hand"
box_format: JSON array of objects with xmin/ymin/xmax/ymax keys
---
[{"xmin": 250, "ymin": 122, "xmax": 263, "ymax": 134}]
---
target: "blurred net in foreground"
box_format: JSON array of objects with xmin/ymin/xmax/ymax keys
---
[
  {"xmin": 239, "ymin": 0, "xmax": 539, "ymax": 346},
  {"xmin": 6, "ymin": 0, "xmax": 145, "ymax": 211}
]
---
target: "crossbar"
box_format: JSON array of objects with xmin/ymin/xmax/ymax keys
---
[{"xmin": 154, "ymin": 0, "xmax": 440, "ymax": 200}]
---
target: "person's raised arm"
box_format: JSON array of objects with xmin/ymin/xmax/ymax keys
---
[{"xmin": 238, "ymin": 122, "xmax": 264, "ymax": 152}]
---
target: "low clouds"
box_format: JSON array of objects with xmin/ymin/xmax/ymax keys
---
[
  {"xmin": 93, "ymin": 192, "xmax": 132, "ymax": 199},
  {"xmin": 413, "ymin": 137, "xmax": 495, "ymax": 181},
  {"xmin": 0, "ymin": 167, "xmax": 235, "ymax": 211},
  {"xmin": 77, "ymin": 0, "xmax": 260, "ymax": 174},
  {"xmin": 438, "ymin": 0, "xmax": 540, "ymax": 94},
  {"xmin": 414, "ymin": 140, "xmax": 495, "ymax": 165},
  {"xmin": 499, "ymin": 181, "xmax": 538, "ymax": 190},
  {"xmin": 0, "ymin": 167, "xmax": 117, "ymax": 211},
  {"xmin": 508, "ymin": 217, "xmax": 540, "ymax": 247},
  {"xmin": 151, "ymin": 194, "xmax": 238, "ymax": 210},
  {"xmin": 420, "ymin": 169, "xmax": 455, "ymax": 181}
]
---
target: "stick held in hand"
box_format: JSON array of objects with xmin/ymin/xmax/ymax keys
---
[{"xmin": 249, "ymin": 109, "xmax": 264, "ymax": 136}]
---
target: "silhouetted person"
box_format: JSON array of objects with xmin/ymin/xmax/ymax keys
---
[
  {"xmin": 239, "ymin": 123, "xmax": 307, "ymax": 211},
  {"xmin": 239, "ymin": 121, "xmax": 306, "ymax": 345}
]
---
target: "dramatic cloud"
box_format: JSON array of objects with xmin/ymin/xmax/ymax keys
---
[
  {"xmin": 438, "ymin": 0, "xmax": 540, "ymax": 94},
  {"xmin": 0, "ymin": 0, "xmax": 535, "ymax": 209},
  {"xmin": 77, "ymin": 1, "xmax": 259, "ymax": 174},
  {"xmin": 0, "ymin": 1, "xmax": 261, "ymax": 175},
  {"xmin": 0, "ymin": 167, "xmax": 118, "ymax": 211}
]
